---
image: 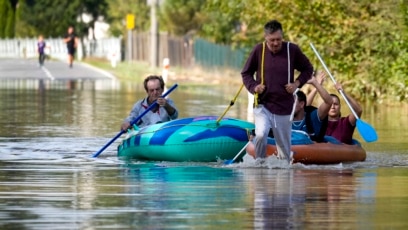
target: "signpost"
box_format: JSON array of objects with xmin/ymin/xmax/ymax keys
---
[
  {"xmin": 126, "ymin": 14, "xmax": 135, "ymax": 62},
  {"xmin": 126, "ymin": 14, "xmax": 135, "ymax": 30},
  {"xmin": 147, "ymin": 0, "xmax": 163, "ymax": 68}
]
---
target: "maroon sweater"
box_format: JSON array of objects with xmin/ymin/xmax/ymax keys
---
[
  {"xmin": 241, "ymin": 42, "xmax": 313, "ymax": 115},
  {"xmin": 326, "ymin": 116, "xmax": 356, "ymax": 144}
]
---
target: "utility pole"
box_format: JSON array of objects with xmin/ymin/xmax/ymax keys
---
[
  {"xmin": 148, "ymin": 0, "xmax": 159, "ymax": 68},
  {"xmin": 126, "ymin": 14, "xmax": 135, "ymax": 63}
]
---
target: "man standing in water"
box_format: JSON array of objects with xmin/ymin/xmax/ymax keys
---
[
  {"xmin": 241, "ymin": 20, "xmax": 314, "ymax": 164},
  {"xmin": 63, "ymin": 26, "xmax": 78, "ymax": 68}
]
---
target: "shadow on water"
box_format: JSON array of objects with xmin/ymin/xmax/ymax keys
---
[{"xmin": 0, "ymin": 79, "xmax": 408, "ymax": 229}]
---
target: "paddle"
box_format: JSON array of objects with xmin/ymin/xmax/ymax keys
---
[
  {"xmin": 92, "ymin": 83, "xmax": 178, "ymax": 158},
  {"xmin": 224, "ymin": 141, "xmax": 250, "ymax": 165},
  {"xmin": 216, "ymin": 84, "xmax": 245, "ymax": 124},
  {"xmin": 309, "ymin": 43, "xmax": 378, "ymax": 142}
]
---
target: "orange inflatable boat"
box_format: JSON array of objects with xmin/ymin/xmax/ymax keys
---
[{"xmin": 246, "ymin": 131, "xmax": 366, "ymax": 165}]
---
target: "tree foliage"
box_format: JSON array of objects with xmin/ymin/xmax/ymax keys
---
[
  {"xmin": 77, "ymin": 0, "xmax": 109, "ymax": 39},
  {"xmin": 0, "ymin": 0, "xmax": 15, "ymax": 38},
  {"xmin": 200, "ymin": 0, "xmax": 408, "ymax": 102},
  {"xmin": 158, "ymin": 0, "xmax": 206, "ymax": 36},
  {"xmin": 106, "ymin": 0, "xmax": 150, "ymax": 37},
  {"xmin": 199, "ymin": 1, "xmax": 243, "ymax": 44},
  {"xmin": 16, "ymin": 0, "xmax": 108, "ymax": 38}
]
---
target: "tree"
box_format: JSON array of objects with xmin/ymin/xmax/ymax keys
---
[
  {"xmin": 0, "ymin": 0, "xmax": 15, "ymax": 38},
  {"xmin": 16, "ymin": 0, "xmax": 108, "ymax": 38},
  {"xmin": 159, "ymin": 0, "xmax": 206, "ymax": 36},
  {"xmin": 77, "ymin": 0, "xmax": 109, "ymax": 40},
  {"xmin": 200, "ymin": 0, "xmax": 408, "ymax": 102},
  {"xmin": 106, "ymin": 0, "xmax": 150, "ymax": 36}
]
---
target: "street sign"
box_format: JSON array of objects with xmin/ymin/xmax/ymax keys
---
[{"xmin": 126, "ymin": 14, "xmax": 135, "ymax": 30}]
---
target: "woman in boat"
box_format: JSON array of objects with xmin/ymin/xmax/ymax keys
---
[
  {"xmin": 307, "ymin": 77, "xmax": 363, "ymax": 144},
  {"xmin": 326, "ymin": 83, "xmax": 363, "ymax": 144},
  {"xmin": 120, "ymin": 75, "xmax": 178, "ymax": 131}
]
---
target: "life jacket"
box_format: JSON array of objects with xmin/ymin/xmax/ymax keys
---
[{"xmin": 305, "ymin": 106, "xmax": 328, "ymax": 142}]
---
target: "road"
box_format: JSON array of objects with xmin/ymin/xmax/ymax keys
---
[{"xmin": 0, "ymin": 58, "xmax": 115, "ymax": 81}]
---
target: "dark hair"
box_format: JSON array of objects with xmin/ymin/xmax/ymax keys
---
[
  {"xmin": 296, "ymin": 90, "xmax": 306, "ymax": 103},
  {"xmin": 143, "ymin": 75, "xmax": 165, "ymax": 91},
  {"xmin": 330, "ymin": 93, "xmax": 340, "ymax": 101},
  {"xmin": 264, "ymin": 20, "xmax": 283, "ymax": 34}
]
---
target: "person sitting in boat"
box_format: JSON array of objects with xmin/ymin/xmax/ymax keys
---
[
  {"xmin": 120, "ymin": 75, "xmax": 178, "ymax": 131},
  {"xmin": 326, "ymin": 83, "xmax": 363, "ymax": 144},
  {"xmin": 292, "ymin": 71, "xmax": 333, "ymax": 142}
]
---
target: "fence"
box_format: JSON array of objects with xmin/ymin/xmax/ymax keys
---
[
  {"xmin": 0, "ymin": 37, "xmax": 122, "ymax": 62},
  {"xmin": 0, "ymin": 35, "xmax": 246, "ymax": 71},
  {"xmin": 193, "ymin": 38, "xmax": 246, "ymax": 70},
  {"xmin": 130, "ymin": 31, "xmax": 193, "ymax": 68}
]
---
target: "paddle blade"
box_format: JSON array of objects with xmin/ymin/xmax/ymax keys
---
[
  {"xmin": 356, "ymin": 119, "xmax": 378, "ymax": 142},
  {"xmin": 224, "ymin": 142, "xmax": 250, "ymax": 165}
]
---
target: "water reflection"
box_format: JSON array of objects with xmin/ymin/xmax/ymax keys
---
[
  {"xmin": 120, "ymin": 163, "xmax": 247, "ymax": 228},
  {"xmin": 239, "ymin": 168, "xmax": 361, "ymax": 229},
  {"xmin": 1, "ymin": 151, "xmax": 407, "ymax": 229},
  {"xmin": 0, "ymin": 79, "xmax": 249, "ymax": 139}
]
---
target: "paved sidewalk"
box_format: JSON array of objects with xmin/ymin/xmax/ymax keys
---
[{"xmin": 0, "ymin": 58, "xmax": 115, "ymax": 81}]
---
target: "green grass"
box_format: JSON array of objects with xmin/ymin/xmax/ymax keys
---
[
  {"xmin": 82, "ymin": 57, "xmax": 243, "ymax": 86},
  {"xmin": 82, "ymin": 57, "xmax": 162, "ymax": 82}
]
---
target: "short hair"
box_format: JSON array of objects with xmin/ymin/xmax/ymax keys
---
[
  {"xmin": 296, "ymin": 90, "xmax": 307, "ymax": 103},
  {"xmin": 143, "ymin": 75, "xmax": 165, "ymax": 91},
  {"xmin": 264, "ymin": 20, "xmax": 283, "ymax": 35}
]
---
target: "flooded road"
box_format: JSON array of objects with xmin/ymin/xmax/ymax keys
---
[{"xmin": 1, "ymin": 78, "xmax": 408, "ymax": 229}]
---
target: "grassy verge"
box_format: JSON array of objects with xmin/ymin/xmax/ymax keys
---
[
  {"xmin": 82, "ymin": 57, "xmax": 243, "ymax": 86},
  {"xmin": 82, "ymin": 57, "xmax": 160, "ymax": 82}
]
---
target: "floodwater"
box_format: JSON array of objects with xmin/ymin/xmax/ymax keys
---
[{"xmin": 0, "ymin": 79, "xmax": 408, "ymax": 229}]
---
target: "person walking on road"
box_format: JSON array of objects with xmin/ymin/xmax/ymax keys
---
[
  {"xmin": 37, "ymin": 35, "xmax": 46, "ymax": 66},
  {"xmin": 63, "ymin": 26, "xmax": 78, "ymax": 68}
]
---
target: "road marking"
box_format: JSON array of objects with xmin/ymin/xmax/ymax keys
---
[
  {"xmin": 41, "ymin": 66, "xmax": 55, "ymax": 80},
  {"xmin": 78, "ymin": 62, "xmax": 116, "ymax": 80}
]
